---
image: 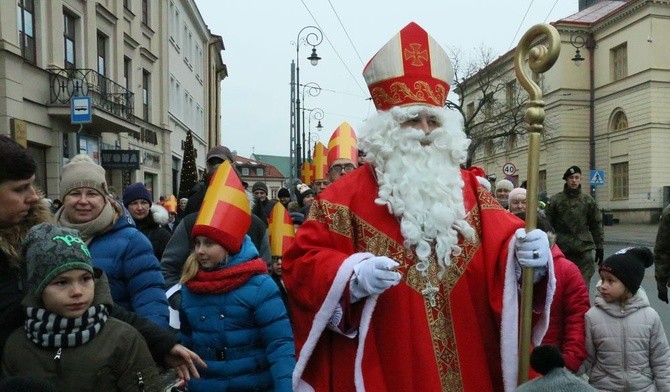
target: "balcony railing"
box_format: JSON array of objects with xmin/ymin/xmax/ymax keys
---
[{"xmin": 48, "ymin": 68, "xmax": 134, "ymax": 122}]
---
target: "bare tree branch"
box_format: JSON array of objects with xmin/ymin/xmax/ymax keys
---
[{"xmin": 446, "ymin": 45, "xmax": 552, "ymax": 168}]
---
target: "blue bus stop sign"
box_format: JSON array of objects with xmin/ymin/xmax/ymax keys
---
[{"xmin": 71, "ymin": 96, "xmax": 92, "ymax": 124}]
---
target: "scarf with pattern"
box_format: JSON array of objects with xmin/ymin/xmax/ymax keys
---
[{"xmin": 25, "ymin": 304, "xmax": 108, "ymax": 348}]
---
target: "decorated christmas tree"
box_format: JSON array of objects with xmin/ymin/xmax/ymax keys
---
[{"xmin": 178, "ymin": 131, "xmax": 198, "ymax": 199}]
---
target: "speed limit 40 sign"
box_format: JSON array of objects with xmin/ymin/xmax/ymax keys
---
[{"xmin": 502, "ymin": 162, "xmax": 517, "ymax": 176}]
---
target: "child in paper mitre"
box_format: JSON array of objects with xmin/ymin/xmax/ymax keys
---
[
  {"xmin": 1, "ymin": 223, "xmax": 160, "ymax": 391},
  {"xmin": 178, "ymin": 161, "xmax": 295, "ymax": 391}
]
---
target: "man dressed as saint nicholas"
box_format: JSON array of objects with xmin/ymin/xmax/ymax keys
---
[{"xmin": 283, "ymin": 22, "xmax": 554, "ymax": 392}]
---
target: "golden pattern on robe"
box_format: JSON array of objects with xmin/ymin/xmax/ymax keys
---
[{"xmin": 308, "ymin": 190, "xmax": 505, "ymax": 391}]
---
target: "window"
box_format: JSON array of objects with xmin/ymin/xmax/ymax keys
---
[
  {"xmin": 466, "ymin": 102, "xmax": 475, "ymax": 119},
  {"xmin": 169, "ymin": 2, "xmax": 180, "ymax": 45},
  {"xmin": 506, "ymin": 81, "xmax": 516, "ymax": 109},
  {"xmin": 97, "ymin": 33, "xmax": 107, "ymax": 77},
  {"xmin": 256, "ymin": 168, "xmax": 264, "ymax": 176},
  {"xmin": 188, "ymin": 95, "xmax": 194, "ymax": 125},
  {"xmin": 175, "ymin": 81, "xmax": 181, "ymax": 116},
  {"xmin": 241, "ymin": 167, "xmax": 250, "ymax": 176},
  {"xmin": 183, "ymin": 91, "xmax": 189, "ymax": 121},
  {"xmin": 484, "ymin": 102, "xmax": 493, "ymax": 119},
  {"xmin": 17, "ymin": 0, "xmax": 36, "ymax": 63},
  {"xmin": 196, "ymin": 45, "xmax": 203, "ymax": 77},
  {"xmin": 611, "ymin": 111, "xmax": 628, "ymax": 131},
  {"xmin": 123, "ymin": 57, "xmax": 131, "ymax": 91},
  {"xmin": 188, "ymin": 30, "xmax": 193, "ymax": 61},
  {"xmin": 611, "ymin": 162, "xmax": 629, "ymax": 200},
  {"xmin": 64, "ymin": 12, "xmax": 77, "ymax": 69},
  {"xmin": 97, "ymin": 32, "xmax": 108, "ymax": 95},
  {"xmin": 611, "ymin": 43, "xmax": 627, "ymax": 81},
  {"xmin": 141, "ymin": 0, "xmax": 149, "ymax": 26},
  {"xmin": 169, "ymin": 76, "xmax": 175, "ymax": 112},
  {"xmin": 538, "ymin": 170, "xmax": 547, "ymax": 194},
  {"xmin": 142, "ymin": 69, "xmax": 150, "ymax": 121},
  {"xmin": 484, "ymin": 140, "xmax": 494, "ymax": 155}
]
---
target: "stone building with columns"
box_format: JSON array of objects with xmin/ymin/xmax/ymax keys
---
[{"xmin": 0, "ymin": 0, "xmax": 224, "ymax": 200}]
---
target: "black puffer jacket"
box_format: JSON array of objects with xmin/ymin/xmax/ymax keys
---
[
  {"xmin": 0, "ymin": 201, "xmax": 51, "ymax": 360},
  {"xmin": 133, "ymin": 205, "xmax": 173, "ymax": 260}
]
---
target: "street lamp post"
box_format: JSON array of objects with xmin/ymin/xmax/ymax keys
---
[
  {"xmin": 301, "ymin": 83, "xmax": 321, "ymax": 163},
  {"xmin": 571, "ymin": 31, "xmax": 596, "ymax": 197},
  {"xmin": 305, "ymin": 107, "xmax": 324, "ymax": 160},
  {"xmin": 293, "ymin": 26, "xmax": 323, "ymax": 179}
]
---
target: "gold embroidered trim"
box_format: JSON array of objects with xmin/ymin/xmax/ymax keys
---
[
  {"xmin": 371, "ymin": 82, "xmax": 446, "ymax": 108},
  {"xmin": 312, "ymin": 198, "xmax": 486, "ymax": 390}
]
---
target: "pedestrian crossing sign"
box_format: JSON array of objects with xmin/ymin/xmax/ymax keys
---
[{"xmin": 590, "ymin": 169, "xmax": 605, "ymax": 187}]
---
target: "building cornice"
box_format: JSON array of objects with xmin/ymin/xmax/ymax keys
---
[
  {"xmin": 124, "ymin": 33, "xmax": 140, "ymax": 50},
  {"xmin": 140, "ymin": 47, "xmax": 158, "ymax": 63},
  {"xmin": 95, "ymin": 3, "xmax": 118, "ymax": 25}
]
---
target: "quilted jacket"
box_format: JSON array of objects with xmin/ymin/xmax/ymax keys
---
[{"xmin": 580, "ymin": 288, "xmax": 670, "ymax": 391}]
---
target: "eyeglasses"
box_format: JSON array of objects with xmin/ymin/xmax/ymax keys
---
[{"xmin": 329, "ymin": 163, "xmax": 356, "ymax": 173}]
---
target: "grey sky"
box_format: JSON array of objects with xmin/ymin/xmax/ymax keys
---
[{"xmin": 194, "ymin": 0, "xmax": 578, "ymax": 158}]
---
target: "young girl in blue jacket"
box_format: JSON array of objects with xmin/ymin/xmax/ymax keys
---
[{"xmin": 178, "ymin": 161, "xmax": 295, "ymax": 391}]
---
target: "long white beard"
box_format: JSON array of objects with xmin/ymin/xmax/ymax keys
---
[{"xmin": 359, "ymin": 106, "xmax": 475, "ymax": 278}]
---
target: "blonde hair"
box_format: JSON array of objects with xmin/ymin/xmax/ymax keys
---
[
  {"xmin": 180, "ymin": 252, "xmax": 200, "ymax": 284},
  {"xmin": 179, "ymin": 244, "xmax": 230, "ymax": 283}
]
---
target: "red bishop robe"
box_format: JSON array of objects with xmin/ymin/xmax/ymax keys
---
[{"xmin": 283, "ymin": 164, "xmax": 527, "ymax": 391}]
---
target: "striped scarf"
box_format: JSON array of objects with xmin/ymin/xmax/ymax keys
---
[{"xmin": 25, "ymin": 304, "xmax": 108, "ymax": 348}]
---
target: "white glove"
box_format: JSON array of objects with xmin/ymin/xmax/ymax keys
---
[
  {"xmin": 514, "ymin": 228, "xmax": 550, "ymax": 267},
  {"xmin": 514, "ymin": 228, "xmax": 550, "ymax": 283},
  {"xmin": 350, "ymin": 256, "xmax": 402, "ymax": 303}
]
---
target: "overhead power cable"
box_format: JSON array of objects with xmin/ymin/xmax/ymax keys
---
[
  {"xmin": 508, "ymin": 0, "xmax": 535, "ymax": 50},
  {"xmin": 544, "ymin": 0, "xmax": 560, "ymax": 22},
  {"xmin": 299, "ymin": 0, "xmax": 368, "ymax": 96},
  {"xmin": 327, "ymin": 0, "xmax": 365, "ymax": 66}
]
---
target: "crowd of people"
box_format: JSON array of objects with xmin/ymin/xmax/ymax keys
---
[{"xmin": 1, "ymin": 21, "xmax": 669, "ymax": 392}]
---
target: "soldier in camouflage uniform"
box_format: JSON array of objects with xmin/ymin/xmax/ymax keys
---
[
  {"xmin": 654, "ymin": 203, "xmax": 670, "ymax": 303},
  {"xmin": 546, "ymin": 166, "xmax": 604, "ymax": 284}
]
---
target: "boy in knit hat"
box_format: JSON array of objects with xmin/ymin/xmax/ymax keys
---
[
  {"xmin": 1, "ymin": 223, "xmax": 160, "ymax": 390},
  {"xmin": 580, "ymin": 247, "xmax": 670, "ymax": 390},
  {"xmin": 517, "ymin": 345, "xmax": 595, "ymax": 391}
]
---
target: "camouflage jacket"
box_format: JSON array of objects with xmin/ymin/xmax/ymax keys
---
[
  {"xmin": 546, "ymin": 185, "xmax": 604, "ymax": 255},
  {"xmin": 654, "ymin": 204, "xmax": 670, "ymax": 284}
]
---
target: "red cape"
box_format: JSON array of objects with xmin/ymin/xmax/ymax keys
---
[{"xmin": 283, "ymin": 165, "xmax": 529, "ymax": 391}]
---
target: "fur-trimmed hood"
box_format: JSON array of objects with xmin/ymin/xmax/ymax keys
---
[
  {"xmin": 0, "ymin": 198, "xmax": 53, "ymax": 270},
  {"xmin": 150, "ymin": 204, "xmax": 169, "ymax": 226}
]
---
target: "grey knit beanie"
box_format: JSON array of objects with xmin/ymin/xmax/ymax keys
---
[
  {"xmin": 252, "ymin": 181, "xmax": 268, "ymax": 194},
  {"xmin": 517, "ymin": 345, "xmax": 596, "ymax": 392},
  {"xmin": 59, "ymin": 154, "xmax": 108, "ymax": 200},
  {"xmin": 23, "ymin": 223, "xmax": 93, "ymax": 298}
]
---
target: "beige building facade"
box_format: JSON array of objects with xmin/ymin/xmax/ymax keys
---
[
  {"xmin": 464, "ymin": 0, "xmax": 670, "ymax": 223},
  {"xmin": 0, "ymin": 0, "xmax": 223, "ymax": 200}
]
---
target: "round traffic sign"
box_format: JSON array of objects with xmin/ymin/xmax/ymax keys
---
[{"xmin": 502, "ymin": 162, "xmax": 517, "ymax": 176}]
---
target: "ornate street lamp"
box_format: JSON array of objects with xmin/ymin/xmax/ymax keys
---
[
  {"xmin": 292, "ymin": 26, "xmax": 323, "ymax": 180},
  {"xmin": 301, "ymin": 82, "xmax": 322, "ymax": 163},
  {"xmin": 305, "ymin": 107, "xmax": 324, "ymax": 160},
  {"xmin": 570, "ymin": 31, "xmax": 596, "ymax": 197}
]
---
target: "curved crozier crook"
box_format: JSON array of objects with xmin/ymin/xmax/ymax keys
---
[{"xmin": 514, "ymin": 24, "xmax": 561, "ymax": 102}]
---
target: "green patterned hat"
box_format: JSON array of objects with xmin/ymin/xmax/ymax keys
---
[{"xmin": 23, "ymin": 223, "xmax": 93, "ymax": 298}]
